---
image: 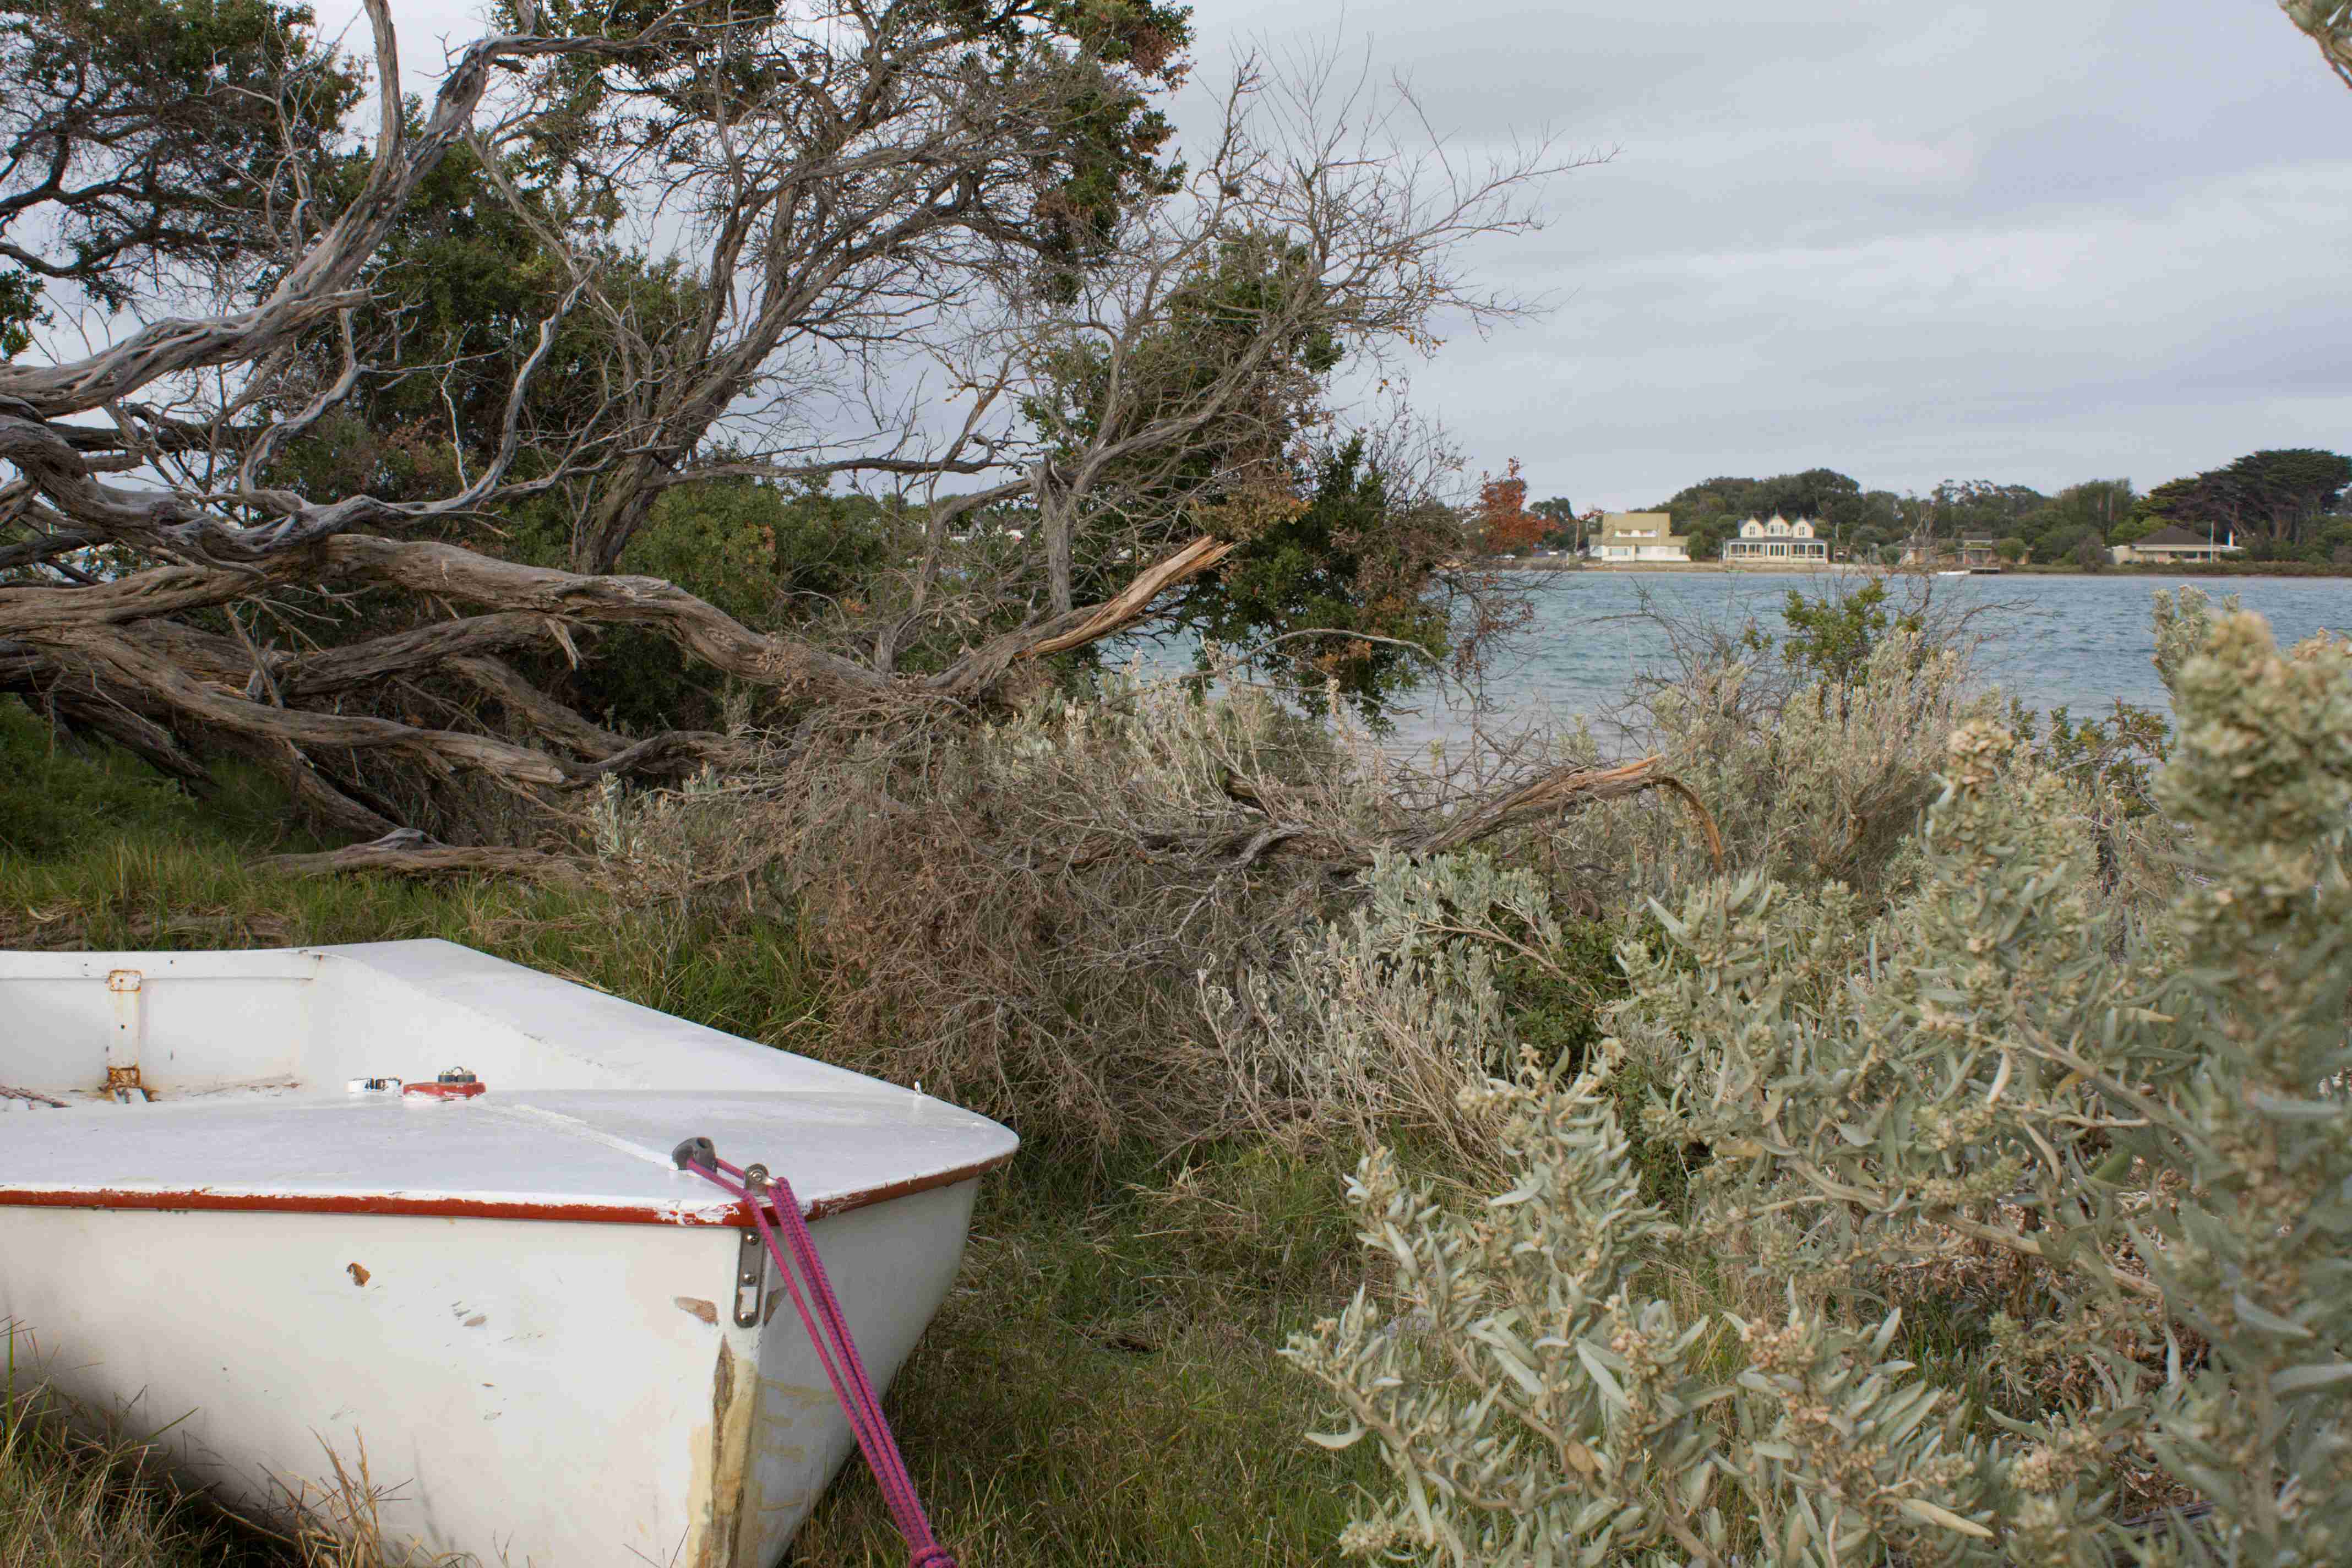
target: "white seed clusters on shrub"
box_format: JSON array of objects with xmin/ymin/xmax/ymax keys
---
[{"xmin": 1286, "ymin": 592, "xmax": 2352, "ymax": 1567}]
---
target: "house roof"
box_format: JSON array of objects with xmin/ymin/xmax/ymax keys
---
[{"xmin": 2133, "ymin": 524, "xmax": 2230, "ymax": 548}]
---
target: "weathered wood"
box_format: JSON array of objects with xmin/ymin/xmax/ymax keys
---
[
  {"xmin": 263, "ymin": 830, "xmax": 586, "ymax": 884},
  {"xmin": 271, "ymin": 614, "xmax": 576, "ymax": 700}
]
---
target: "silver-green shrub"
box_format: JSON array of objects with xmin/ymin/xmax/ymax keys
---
[
  {"xmin": 1289, "ymin": 603, "xmax": 2352, "ymax": 1565},
  {"xmin": 1200, "ymin": 848, "xmax": 1566, "ymax": 1166},
  {"xmin": 1578, "ymin": 627, "xmax": 1987, "ymax": 902}
]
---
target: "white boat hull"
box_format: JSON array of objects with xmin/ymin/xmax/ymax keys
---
[
  {"xmin": 0, "ymin": 941, "xmax": 1018, "ymax": 1568},
  {"xmin": 4, "ymin": 1189, "xmax": 973, "ymax": 1568}
]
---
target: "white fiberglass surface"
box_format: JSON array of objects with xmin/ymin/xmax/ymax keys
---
[
  {"xmin": 0, "ymin": 939, "xmax": 896, "ymax": 1102},
  {"xmin": 1, "ymin": 940, "xmax": 1017, "ymax": 1206},
  {"xmin": 0, "ymin": 1087, "xmax": 1016, "ymax": 1212}
]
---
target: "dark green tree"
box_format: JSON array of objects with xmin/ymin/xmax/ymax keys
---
[
  {"xmin": 2125, "ymin": 449, "xmax": 2350, "ymax": 549},
  {"xmin": 0, "ymin": 0, "xmax": 357, "ymax": 334},
  {"xmin": 1186, "ymin": 436, "xmax": 1457, "ymax": 722},
  {"xmin": 1529, "ymin": 497, "xmax": 1578, "ymax": 549}
]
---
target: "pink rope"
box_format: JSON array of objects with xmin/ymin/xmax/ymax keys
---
[{"xmin": 678, "ymin": 1144, "xmax": 957, "ymax": 1568}]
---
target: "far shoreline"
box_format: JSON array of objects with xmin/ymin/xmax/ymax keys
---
[{"xmin": 1480, "ymin": 559, "xmax": 2352, "ymax": 581}]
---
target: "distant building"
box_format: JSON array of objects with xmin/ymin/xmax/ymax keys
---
[
  {"xmin": 2111, "ymin": 524, "xmax": 2240, "ymax": 565},
  {"xmin": 1590, "ymin": 511, "xmax": 1689, "ymax": 563},
  {"xmin": 1722, "ymin": 514, "xmax": 1828, "ymax": 564}
]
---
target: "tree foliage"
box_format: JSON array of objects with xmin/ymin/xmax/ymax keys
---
[
  {"xmin": 0, "ymin": 0, "xmax": 356, "ymax": 329},
  {"xmin": 2280, "ymin": 0, "xmax": 2352, "ymax": 88},
  {"xmin": 1476, "ymin": 458, "xmax": 1544, "ymax": 554},
  {"xmin": 2126, "ymin": 449, "xmax": 2352, "ymax": 549},
  {"xmin": 1185, "ymin": 435, "xmax": 1463, "ymax": 722}
]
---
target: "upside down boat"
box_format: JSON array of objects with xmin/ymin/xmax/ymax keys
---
[{"xmin": 0, "ymin": 939, "xmax": 1017, "ymax": 1567}]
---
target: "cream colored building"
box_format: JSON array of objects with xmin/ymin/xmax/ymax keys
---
[
  {"xmin": 1722, "ymin": 514, "xmax": 1827, "ymax": 564},
  {"xmin": 1590, "ymin": 511, "xmax": 1689, "ymax": 563},
  {"xmin": 2110, "ymin": 524, "xmax": 2240, "ymax": 565}
]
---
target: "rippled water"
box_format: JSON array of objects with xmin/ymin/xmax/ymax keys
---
[{"xmin": 1127, "ymin": 571, "xmax": 2352, "ymax": 752}]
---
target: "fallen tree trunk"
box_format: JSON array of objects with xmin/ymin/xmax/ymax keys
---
[
  {"xmin": 1194, "ymin": 753, "xmax": 1723, "ymax": 876},
  {"xmin": 262, "ymin": 830, "xmax": 586, "ymax": 885}
]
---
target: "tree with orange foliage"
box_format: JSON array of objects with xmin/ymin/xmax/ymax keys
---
[{"xmin": 1476, "ymin": 458, "xmax": 1547, "ymax": 554}]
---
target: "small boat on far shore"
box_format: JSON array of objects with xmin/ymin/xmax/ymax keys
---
[{"xmin": 0, "ymin": 939, "xmax": 1017, "ymax": 1568}]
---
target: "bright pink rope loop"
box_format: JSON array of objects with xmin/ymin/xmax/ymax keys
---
[{"xmin": 680, "ymin": 1147, "xmax": 957, "ymax": 1568}]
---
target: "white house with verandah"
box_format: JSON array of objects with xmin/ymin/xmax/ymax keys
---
[
  {"xmin": 1589, "ymin": 511, "xmax": 1689, "ymax": 563},
  {"xmin": 1722, "ymin": 514, "xmax": 1828, "ymax": 564},
  {"xmin": 2110, "ymin": 524, "xmax": 2241, "ymax": 565}
]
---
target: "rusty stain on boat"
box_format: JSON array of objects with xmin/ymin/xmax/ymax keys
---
[
  {"xmin": 760, "ymin": 1380, "xmax": 830, "ymax": 1410},
  {"xmin": 674, "ymin": 1297, "xmax": 718, "ymax": 1325},
  {"xmin": 346, "ymin": 1262, "xmax": 370, "ymax": 1286},
  {"xmin": 687, "ymin": 1339, "xmax": 762, "ymax": 1568}
]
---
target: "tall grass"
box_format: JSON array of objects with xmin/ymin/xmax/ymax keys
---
[{"xmin": 2, "ymin": 1351, "xmax": 251, "ymax": 1568}]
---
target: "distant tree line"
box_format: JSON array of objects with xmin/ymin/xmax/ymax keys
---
[{"xmin": 1513, "ymin": 448, "xmax": 2352, "ymax": 567}]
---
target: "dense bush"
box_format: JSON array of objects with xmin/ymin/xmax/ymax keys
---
[
  {"xmin": 579, "ymin": 678, "xmax": 1407, "ymax": 1152},
  {"xmin": 1584, "ymin": 627, "xmax": 1984, "ymax": 902},
  {"xmin": 1200, "ymin": 848, "xmax": 1615, "ymax": 1172},
  {"xmin": 1288, "ymin": 594, "xmax": 2352, "ymax": 1566}
]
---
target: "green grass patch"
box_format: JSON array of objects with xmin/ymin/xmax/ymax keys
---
[
  {"xmin": 792, "ymin": 1145, "xmax": 1380, "ymax": 1567},
  {"xmin": 2, "ymin": 1341, "xmax": 277, "ymax": 1568}
]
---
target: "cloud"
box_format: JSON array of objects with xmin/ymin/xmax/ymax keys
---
[{"xmin": 1182, "ymin": 0, "xmax": 2350, "ymax": 507}]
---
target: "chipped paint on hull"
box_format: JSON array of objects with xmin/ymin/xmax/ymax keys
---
[{"xmin": 685, "ymin": 1337, "xmax": 764, "ymax": 1568}]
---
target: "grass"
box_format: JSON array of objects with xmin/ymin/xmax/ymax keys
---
[
  {"xmin": 793, "ymin": 1148, "xmax": 1384, "ymax": 1566},
  {"xmin": 1, "ymin": 1360, "xmax": 257, "ymax": 1568},
  {"xmin": 0, "ymin": 698, "xmax": 1381, "ymax": 1568}
]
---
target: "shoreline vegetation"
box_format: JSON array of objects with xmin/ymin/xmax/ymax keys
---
[
  {"xmin": 1479, "ymin": 450, "xmax": 2351, "ymax": 570},
  {"xmin": 7, "ymin": 581, "xmax": 2351, "ymax": 1567}
]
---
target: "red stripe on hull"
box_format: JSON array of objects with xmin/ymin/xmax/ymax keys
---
[{"xmin": 0, "ymin": 1151, "xmax": 1014, "ymax": 1227}]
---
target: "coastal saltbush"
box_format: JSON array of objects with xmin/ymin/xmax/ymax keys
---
[
  {"xmin": 1567, "ymin": 627, "xmax": 1984, "ymax": 902},
  {"xmin": 1288, "ymin": 600, "xmax": 2352, "ymax": 1565},
  {"xmin": 1200, "ymin": 848, "xmax": 1572, "ymax": 1170}
]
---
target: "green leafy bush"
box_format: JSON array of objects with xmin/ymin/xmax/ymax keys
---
[{"xmin": 1289, "ymin": 597, "xmax": 2352, "ymax": 1565}]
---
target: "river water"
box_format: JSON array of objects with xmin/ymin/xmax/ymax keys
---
[{"xmin": 1130, "ymin": 571, "xmax": 2352, "ymax": 753}]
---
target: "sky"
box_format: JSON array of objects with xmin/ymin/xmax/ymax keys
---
[{"xmin": 352, "ymin": 0, "xmax": 2351, "ymax": 511}]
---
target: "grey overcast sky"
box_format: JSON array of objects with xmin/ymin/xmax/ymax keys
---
[{"xmin": 364, "ymin": 0, "xmax": 2349, "ymax": 510}]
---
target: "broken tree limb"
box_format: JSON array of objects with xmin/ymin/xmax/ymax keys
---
[
  {"xmin": 3, "ymin": 529, "xmax": 1240, "ymax": 711},
  {"xmin": 263, "ymin": 829, "xmax": 587, "ymax": 885},
  {"xmin": 1070, "ymin": 755, "xmax": 1725, "ymax": 880},
  {"xmin": 1415, "ymin": 754, "xmax": 1724, "ymax": 871},
  {"xmin": 928, "ymin": 535, "xmax": 1237, "ymax": 699},
  {"xmin": 445, "ymin": 655, "xmax": 630, "ymax": 759},
  {"xmin": 270, "ymin": 613, "xmax": 582, "ymax": 701}
]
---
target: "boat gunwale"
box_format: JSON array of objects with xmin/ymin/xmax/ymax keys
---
[{"xmin": 0, "ymin": 1148, "xmax": 1015, "ymax": 1227}]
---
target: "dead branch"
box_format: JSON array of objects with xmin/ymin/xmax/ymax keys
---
[
  {"xmin": 1415, "ymin": 754, "xmax": 1724, "ymax": 869},
  {"xmin": 263, "ymin": 830, "xmax": 586, "ymax": 885},
  {"xmin": 269, "ymin": 614, "xmax": 581, "ymax": 701},
  {"xmin": 1172, "ymin": 754, "xmax": 1723, "ymax": 876}
]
